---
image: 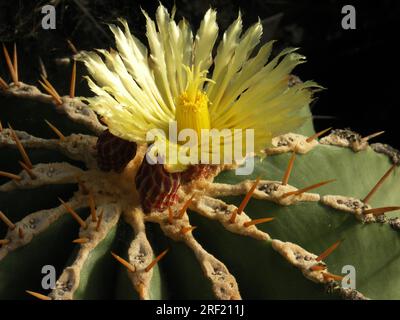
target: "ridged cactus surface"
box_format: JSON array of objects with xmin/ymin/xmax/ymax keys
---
[
  {"xmin": 0, "ymin": 86, "xmax": 399, "ymax": 299},
  {"xmin": 0, "ymin": 3, "xmax": 399, "ymax": 300}
]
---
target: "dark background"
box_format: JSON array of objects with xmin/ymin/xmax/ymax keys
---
[{"xmin": 0, "ymin": 0, "xmax": 399, "ymax": 148}]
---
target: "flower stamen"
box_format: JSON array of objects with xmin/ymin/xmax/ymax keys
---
[{"xmin": 175, "ymin": 66, "xmax": 213, "ymax": 139}]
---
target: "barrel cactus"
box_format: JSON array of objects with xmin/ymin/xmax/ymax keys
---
[{"xmin": 0, "ymin": 4, "xmax": 399, "ymax": 300}]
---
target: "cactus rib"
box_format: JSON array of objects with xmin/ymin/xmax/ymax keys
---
[
  {"xmin": 0, "ymin": 162, "xmax": 84, "ymax": 192},
  {"xmin": 189, "ymin": 196, "xmax": 269, "ymax": 240},
  {"xmin": 0, "ymin": 128, "xmax": 98, "ymax": 167},
  {"xmin": 145, "ymin": 207, "xmax": 241, "ymax": 300},
  {"xmin": 0, "ymin": 194, "xmax": 87, "ymax": 261},
  {"xmin": 2, "ymin": 82, "xmax": 105, "ymax": 134},
  {"xmin": 122, "ymin": 206, "xmax": 156, "ymax": 300},
  {"xmin": 50, "ymin": 203, "xmax": 121, "ymax": 299}
]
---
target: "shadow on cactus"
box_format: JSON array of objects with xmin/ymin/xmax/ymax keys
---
[{"xmin": 1, "ymin": 3, "xmax": 400, "ymax": 300}]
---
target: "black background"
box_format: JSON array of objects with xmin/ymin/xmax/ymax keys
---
[
  {"xmin": 0, "ymin": 299, "xmax": 382, "ymax": 318},
  {"xmin": 1, "ymin": 0, "xmax": 399, "ymax": 148}
]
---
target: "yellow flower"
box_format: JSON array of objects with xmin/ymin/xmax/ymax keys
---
[{"xmin": 79, "ymin": 4, "xmax": 319, "ymax": 172}]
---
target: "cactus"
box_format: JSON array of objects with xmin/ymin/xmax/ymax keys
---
[{"xmin": 1, "ymin": 5, "xmax": 400, "ymax": 300}]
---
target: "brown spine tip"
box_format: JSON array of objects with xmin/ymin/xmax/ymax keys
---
[
  {"xmin": 66, "ymin": 39, "xmax": 78, "ymax": 54},
  {"xmin": 18, "ymin": 161, "xmax": 37, "ymax": 180},
  {"xmin": 39, "ymin": 75, "xmax": 63, "ymax": 105},
  {"xmin": 306, "ymin": 127, "xmax": 332, "ymax": 143},
  {"xmin": 176, "ymin": 195, "xmax": 194, "ymax": 219},
  {"xmin": 361, "ymin": 131, "xmax": 385, "ymax": 142},
  {"xmin": 38, "ymin": 56, "xmax": 47, "ymax": 79},
  {"xmin": 363, "ymin": 206, "xmax": 400, "ymax": 216},
  {"xmin": 38, "ymin": 80, "xmax": 56, "ymax": 102},
  {"xmin": 26, "ymin": 290, "xmax": 51, "ymax": 301},
  {"xmin": 180, "ymin": 225, "xmax": 197, "ymax": 235},
  {"xmin": 8, "ymin": 124, "xmax": 33, "ymax": 169},
  {"xmin": 309, "ymin": 265, "xmax": 327, "ymax": 272},
  {"xmin": 243, "ymin": 217, "xmax": 274, "ymax": 228},
  {"xmin": 58, "ymin": 197, "xmax": 87, "ymax": 229},
  {"xmin": 13, "ymin": 43, "xmax": 18, "ymax": 85},
  {"xmin": 237, "ymin": 177, "xmax": 261, "ymax": 215},
  {"xmin": 111, "ymin": 252, "xmax": 136, "ymax": 273},
  {"xmin": 282, "ymin": 152, "xmax": 296, "ymax": 186},
  {"xmin": 72, "ymin": 237, "xmax": 89, "ymax": 244},
  {"xmin": 0, "ymin": 76, "xmax": 8, "ymax": 90},
  {"xmin": 95, "ymin": 210, "xmax": 103, "ymax": 232},
  {"xmin": 281, "ymin": 179, "xmax": 336, "ymax": 199},
  {"xmin": 323, "ymin": 272, "xmax": 343, "ymax": 282},
  {"xmin": 0, "ymin": 170, "xmax": 22, "ymax": 181},
  {"xmin": 45, "ymin": 119, "xmax": 66, "ymax": 141},
  {"xmin": 316, "ymin": 239, "xmax": 342, "ymax": 262},
  {"xmin": 228, "ymin": 209, "xmax": 238, "ymax": 224},
  {"xmin": 2, "ymin": 43, "xmax": 18, "ymax": 85},
  {"xmin": 145, "ymin": 248, "xmax": 169, "ymax": 272},
  {"xmin": 0, "ymin": 210, "xmax": 16, "ymax": 230},
  {"xmin": 363, "ymin": 164, "xmax": 396, "ymax": 204},
  {"xmin": 69, "ymin": 60, "xmax": 76, "ymax": 98}
]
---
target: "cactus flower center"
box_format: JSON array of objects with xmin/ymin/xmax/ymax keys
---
[
  {"xmin": 175, "ymin": 66, "xmax": 212, "ymax": 141},
  {"xmin": 175, "ymin": 90, "xmax": 210, "ymax": 139}
]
